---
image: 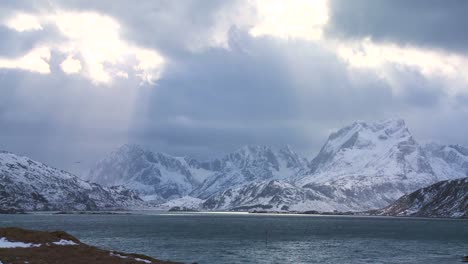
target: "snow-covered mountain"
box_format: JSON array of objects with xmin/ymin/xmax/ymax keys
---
[
  {"xmin": 422, "ymin": 143, "xmax": 468, "ymax": 180},
  {"xmin": 88, "ymin": 119, "xmax": 467, "ymax": 214},
  {"xmin": 376, "ymin": 177, "xmax": 467, "ymax": 218},
  {"xmin": 202, "ymin": 180, "xmax": 350, "ymax": 212},
  {"xmin": 88, "ymin": 144, "xmax": 213, "ymax": 200},
  {"xmin": 191, "ymin": 145, "xmax": 308, "ymax": 199},
  {"xmin": 294, "ymin": 119, "xmax": 443, "ymax": 210},
  {"xmin": 88, "ymin": 144, "xmax": 308, "ymax": 201},
  {"xmin": 0, "ymin": 151, "xmax": 142, "ymax": 212}
]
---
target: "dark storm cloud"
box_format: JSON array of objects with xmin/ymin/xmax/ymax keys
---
[{"xmin": 327, "ymin": 0, "xmax": 468, "ymax": 54}]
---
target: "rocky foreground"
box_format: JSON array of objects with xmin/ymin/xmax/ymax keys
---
[{"xmin": 0, "ymin": 227, "xmax": 179, "ymax": 264}]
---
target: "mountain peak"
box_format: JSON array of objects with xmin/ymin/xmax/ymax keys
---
[
  {"xmin": 325, "ymin": 118, "xmax": 410, "ymax": 153},
  {"xmin": 308, "ymin": 118, "xmax": 417, "ymax": 175},
  {"xmin": 347, "ymin": 118, "xmax": 407, "ymax": 134}
]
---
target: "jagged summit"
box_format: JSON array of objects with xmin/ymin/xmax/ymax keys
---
[
  {"xmin": 88, "ymin": 144, "xmax": 308, "ymax": 200},
  {"xmin": 291, "ymin": 118, "xmax": 468, "ymax": 211},
  {"xmin": 88, "ymin": 144, "xmax": 211, "ymax": 200},
  {"xmin": 225, "ymin": 145, "xmax": 278, "ymax": 166},
  {"xmin": 308, "ymin": 118, "xmax": 417, "ymax": 175},
  {"xmin": 319, "ymin": 118, "xmax": 410, "ymax": 156}
]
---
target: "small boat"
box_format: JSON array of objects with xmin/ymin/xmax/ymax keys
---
[{"xmin": 462, "ymin": 255, "xmax": 468, "ymax": 262}]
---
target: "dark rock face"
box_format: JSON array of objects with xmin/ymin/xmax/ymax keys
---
[{"xmin": 376, "ymin": 177, "xmax": 468, "ymax": 218}]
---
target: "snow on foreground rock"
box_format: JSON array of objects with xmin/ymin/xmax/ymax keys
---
[
  {"xmin": 0, "ymin": 151, "xmax": 144, "ymax": 212},
  {"xmin": 0, "ymin": 227, "xmax": 179, "ymax": 264},
  {"xmin": 0, "ymin": 237, "xmax": 40, "ymax": 248},
  {"xmin": 0, "ymin": 237, "xmax": 77, "ymax": 248}
]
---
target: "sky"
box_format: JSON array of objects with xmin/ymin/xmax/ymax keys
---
[{"xmin": 1, "ymin": 0, "xmax": 468, "ymax": 176}]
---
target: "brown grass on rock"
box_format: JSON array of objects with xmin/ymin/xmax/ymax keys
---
[{"xmin": 0, "ymin": 227, "xmax": 182, "ymax": 264}]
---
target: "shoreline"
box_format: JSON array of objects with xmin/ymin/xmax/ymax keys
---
[{"xmin": 1, "ymin": 210, "xmax": 465, "ymax": 221}]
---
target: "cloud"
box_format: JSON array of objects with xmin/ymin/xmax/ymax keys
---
[
  {"xmin": 249, "ymin": 0, "xmax": 329, "ymax": 41},
  {"xmin": 60, "ymin": 55, "xmax": 81, "ymax": 74},
  {"xmin": 336, "ymin": 38, "xmax": 468, "ymax": 95},
  {"xmin": 133, "ymin": 48, "xmax": 165, "ymax": 84},
  {"xmin": 0, "ymin": 46, "xmax": 50, "ymax": 73},
  {"xmin": 1, "ymin": 10, "xmax": 165, "ymax": 85},
  {"xmin": 4, "ymin": 13, "xmax": 42, "ymax": 32},
  {"xmin": 326, "ymin": 0, "xmax": 468, "ymax": 54},
  {"xmin": 229, "ymin": 0, "xmax": 468, "ymax": 98}
]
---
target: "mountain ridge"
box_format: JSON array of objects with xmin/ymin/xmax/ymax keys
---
[
  {"xmin": 87, "ymin": 118, "xmax": 468, "ymax": 214},
  {"xmin": 0, "ymin": 151, "xmax": 143, "ymax": 212}
]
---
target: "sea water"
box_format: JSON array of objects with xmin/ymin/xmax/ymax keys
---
[{"xmin": 0, "ymin": 212, "xmax": 466, "ymax": 264}]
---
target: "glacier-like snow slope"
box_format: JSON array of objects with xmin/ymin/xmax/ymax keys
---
[{"xmin": 0, "ymin": 151, "xmax": 142, "ymax": 211}]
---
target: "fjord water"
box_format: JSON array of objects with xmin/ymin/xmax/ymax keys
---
[{"xmin": 0, "ymin": 213, "xmax": 466, "ymax": 263}]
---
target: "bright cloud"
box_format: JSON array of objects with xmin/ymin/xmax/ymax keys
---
[
  {"xmin": 337, "ymin": 38, "xmax": 468, "ymax": 94},
  {"xmin": 0, "ymin": 47, "xmax": 50, "ymax": 74},
  {"xmin": 50, "ymin": 11, "xmax": 165, "ymax": 84},
  {"xmin": 2, "ymin": 11, "xmax": 165, "ymax": 85},
  {"xmin": 133, "ymin": 48, "xmax": 165, "ymax": 84},
  {"xmin": 187, "ymin": 0, "xmax": 329, "ymax": 51},
  {"xmin": 249, "ymin": 0, "xmax": 329, "ymax": 41},
  {"xmin": 60, "ymin": 55, "xmax": 82, "ymax": 74},
  {"xmin": 223, "ymin": 0, "xmax": 468, "ymax": 94},
  {"xmin": 4, "ymin": 13, "xmax": 43, "ymax": 32}
]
